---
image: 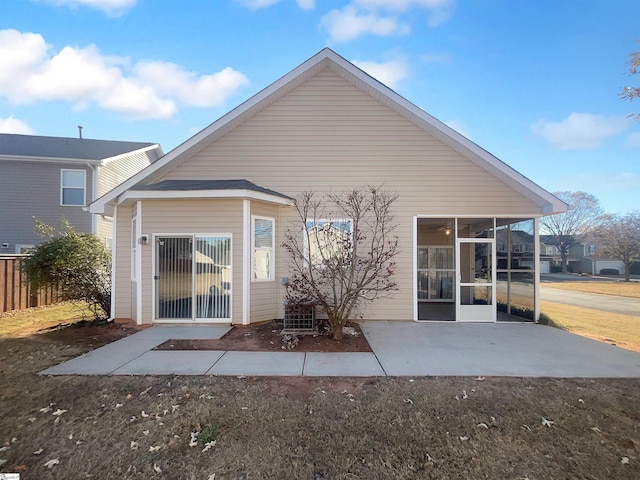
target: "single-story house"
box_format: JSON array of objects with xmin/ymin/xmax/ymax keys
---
[{"xmin": 91, "ymin": 48, "xmax": 566, "ymax": 326}]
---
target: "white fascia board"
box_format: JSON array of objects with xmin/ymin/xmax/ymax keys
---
[
  {"xmin": 99, "ymin": 144, "xmax": 163, "ymax": 166},
  {"xmin": 118, "ymin": 189, "xmax": 291, "ymax": 206}
]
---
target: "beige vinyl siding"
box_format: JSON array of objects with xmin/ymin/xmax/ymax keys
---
[
  {"xmin": 112, "ymin": 204, "xmax": 134, "ymax": 321},
  {"xmin": 96, "ymin": 150, "xmax": 158, "ymax": 242},
  {"xmin": 139, "ymin": 199, "xmax": 244, "ymax": 324},
  {"xmin": 250, "ymin": 202, "xmax": 280, "ymax": 322},
  {"xmin": 155, "ymin": 68, "xmax": 541, "ymax": 321}
]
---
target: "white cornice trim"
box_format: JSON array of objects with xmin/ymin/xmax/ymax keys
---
[{"xmin": 117, "ymin": 188, "xmax": 291, "ymax": 206}]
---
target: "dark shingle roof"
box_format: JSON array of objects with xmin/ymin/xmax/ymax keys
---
[
  {"xmin": 0, "ymin": 133, "xmax": 156, "ymax": 160},
  {"xmin": 134, "ymin": 179, "xmax": 291, "ymax": 199}
]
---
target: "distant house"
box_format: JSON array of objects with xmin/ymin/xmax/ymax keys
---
[
  {"xmin": 539, "ymin": 235, "xmax": 625, "ymax": 275},
  {"xmin": 0, "ymin": 133, "xmax": 163, "ymax": 253},
  {"xmin": 91, "ymin": 48, "xmax": 566, "ymax": 326}
]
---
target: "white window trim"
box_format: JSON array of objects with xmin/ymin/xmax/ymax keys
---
[
  {"xmin": 60, "ymin": 168, "xmax": 86, "ymax": 206},
  {"xmin": 251, "ymin": 215, "xmax": 275, "ymax": 282},
  {"xmin": 15, "ymin": 244, "xmax": 35, "ymax": 254},
  {"xmin": 131, "ymin": 216, "xmax": 137, "ymax": 281}
]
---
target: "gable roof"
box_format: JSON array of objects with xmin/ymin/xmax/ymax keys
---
[
  {"xmin": 0, "ymin": 133, "xmax": 161, "ymax": 164},
  {"xmin": 91, "ymin": 48, "xmax": 567, "ymax": 216}
]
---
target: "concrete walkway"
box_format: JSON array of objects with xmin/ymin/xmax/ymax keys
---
[{"xmin": 40, "ymin": 322, "xmax": 640, "ymax": 378}]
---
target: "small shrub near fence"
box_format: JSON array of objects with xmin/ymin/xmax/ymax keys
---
[{"xmin": 0, "ymin": 255, "xmax": 60, "ymax": 314}]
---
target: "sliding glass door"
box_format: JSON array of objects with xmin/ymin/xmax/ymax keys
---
[{"xmin": 155, "ymin": 235, "xmax": 231, "ymax": 322}]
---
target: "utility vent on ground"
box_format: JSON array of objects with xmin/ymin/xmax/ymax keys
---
[{"xmin": 282, "ymin": 302, "xmax": 317, "ymax": 335}]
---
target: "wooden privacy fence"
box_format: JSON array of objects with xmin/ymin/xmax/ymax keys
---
[{"xmin": 0, "ymin": 255, "xmax": 60, "ymax": 313}]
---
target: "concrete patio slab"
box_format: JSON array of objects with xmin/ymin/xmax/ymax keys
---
[
  {"xmin": 207, "ymin": 351, "xmax": 305, "ymax": 376},
  {"xmin": 40, "ymin": 337, "xmax": 162, "ymax": 375},
  {"xmin": 112, "ymin": 350, "xmax": 226, "ymax": 375},
  {"xmin": 303, "ymin": 352, "xmax": 386, "ymax": 376},
  {"xmin": 360, "ymin": 321, "xmax": 640, "ymax": 377},
  {"xmin": 40, "ymin": 325, "xmax": 231, "ymax": 375}
]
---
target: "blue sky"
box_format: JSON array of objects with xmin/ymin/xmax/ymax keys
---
[{"xmin": 1, "ymin": 0, "xmax": 638, "ymax": 214}]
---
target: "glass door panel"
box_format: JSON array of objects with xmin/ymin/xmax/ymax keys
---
[
  {"xmin": 155, "ymin": 235, "xmax": 231, "ymax": 322},
  {"xmin": 457, "ymin": 239, "xmax": 496, "ymax": 322}
]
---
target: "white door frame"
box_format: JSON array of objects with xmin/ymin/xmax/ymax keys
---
[{"xmin": 456, "ymin": 237, "xmax": 496, "ymax": 322}]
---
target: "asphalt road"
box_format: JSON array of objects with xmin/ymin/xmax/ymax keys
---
[{"xmin": 540, "ymin": 286, "xmax": 640, "ymax": 317}]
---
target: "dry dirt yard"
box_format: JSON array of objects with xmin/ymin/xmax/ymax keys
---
[{"xmin": 1, "ymin": 319, "xmax": 639, "ymax": 479}]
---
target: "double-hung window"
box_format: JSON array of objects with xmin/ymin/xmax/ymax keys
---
[
  {"xmin": 252, "ymin": 216, "xmax": 274, "ymax": 281},
  {"xmin": 61, "ymin": 169, "xmax": 86, "ymax": 206}
]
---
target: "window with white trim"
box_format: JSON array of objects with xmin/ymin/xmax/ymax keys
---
[
  {"xmin": 252, "ymin": 216, "xmax": 274, "ymax": 281},
  {"xmin": 61, "ymin": 169, "xmax": 86, "ymax": 206}
]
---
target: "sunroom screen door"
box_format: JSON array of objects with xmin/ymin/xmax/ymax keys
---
[
  {"xmin": 155, "ymin": 235, "xmax": 231, "ymax": 322},
  {"xmin": 456, "ymin": 238, "xmax": 496, "ymax": 322}
]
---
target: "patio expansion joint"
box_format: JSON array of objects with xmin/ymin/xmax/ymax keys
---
[{"xmin": 107, "ymin": 338, "xmax": 169, "ymax": 375}]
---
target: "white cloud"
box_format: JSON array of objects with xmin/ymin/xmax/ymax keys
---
[
  {"xmin": 33, "ymin": 0, "xmax": 137, "ymax": 16},
  {"xmin": 530, "ymin": 112, "xmax": 630, "ymax": 150},
  {"xmin": 322, "ymin": 0, "xmax": 453, "ymax": 42},
  {"xmin": 236, "ymin": 0, "xmax": 315, "ymax": 10},
  {"xmin": 134, "ymin": 62, "xmax": 250, "ymax": 108},
  {"xmin": 444, "ymin": 120, "xmax": 471, "ymax": 139},
  {"xmin": 0, "ymin": 29, "xmax": 250, "ymax": 120},
  {"xmin": 625, "ymin": 132, "xmax": 640, "ymax": 148},
  {"xmin": 322, "ymin": 6, "xmax": 409, "ymax": 43},
  {"xmin": 0, "ymin": 116, "xmax": 34, "ymax": 134},
  {"xmin": 352, "ymin": 59, "xmax": 409, "ymax": 89},
  {"xmin": 356, "ymin": 0, "xmax": 454, "ymax": 26}
]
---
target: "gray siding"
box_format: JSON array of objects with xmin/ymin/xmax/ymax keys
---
[{"xmin": 0, "ymin": 159, "xmax": 93, "ymax": 252}]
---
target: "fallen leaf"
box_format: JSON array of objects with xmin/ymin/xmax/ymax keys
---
[
  {"xmin": 578, "ymin": 399, "xmax": 584, "ymax": 404},
  {"xmin": 115, "ymin": 403, "xmax": 123, "ymax": 408},
  {"xmin": 541, "ymin": 417, "xmax": 554, "ymax": 427},
  {"xmin": 521, "ymin": 424, "xmax": 532, "ymax": 432},
  {"xmin": 459, "ymin": 436, "xmax": 470, "ymax": 441},
  {"xmin": 476, "ymin": 423, "xmax": 489, "ymax": 429},
  {"xmin": 590, "ymin": 427, "xmax": 602, "ymax": 433},
  {"xmin": 474, "ymin": 376, "xmax": 485, "ymax": 381},
  {"xmin": 241, "ymin": 406, "xmax": 249, "ymax": 410},
  {"xmin": 403, "ymin": 398, "xmax": 414, "ymax": 405},
  {"xmin": 140, "ymin": 387, "xmax": 152, "ymax": 396},
  {"xmin": 44, "ymin": 458, "xmax": 60, "ymax": 468},
  {"xmin": 75, "ymin": 440, "xmax": 83, "ymax": 446},
  {"xmin": 52, "ymin": 409, "xmax": 67, "ymax": 416},
  {"xmin": 208, "ymin": 474, "xmax": 216, "ymax": 480},
  {"xmin": 39, "ymin": 405, "xmax": 52, "ymax": 413},
  {"xmin": 202, "ymin": 440, "xmax": 216, "ymax": 452},
  {"xmin": 153, "ymin": 463, "xmax": 162, "ymax": 473},
  {"xmin": 28, "ymin": 417, "xmax": 36, "ymax": 423},
  {"xmin": 141, "ymin": 411, "xmax": 149, "ymax": 418},
  {"xmin": 621, "ymin": 457, "xmax": 629, "ymax": 465},
  {"xmin": 149, "ymin": 446, "xmax": 161, "ymax": 452},
  {"xmin": 143, "ymin": 430, "xmax": 150, "ymax": 436},
  {"xmin": 189, "ymin": 432, "xmax": 198, "ymax": 447},
  {"xmin": 171, "ymin": 405, "xmax": 180, "ymax": 413},
  {"xmin": 33, "ymin": 448, "xmax": 44, "ymax": 455},
  {"xmin": 130, "ymin": 441, "xmax": 139, "ymax": 450},
  {"xmin": 0, "ymin": 446, "xmax": 9, "ymax": 452}
]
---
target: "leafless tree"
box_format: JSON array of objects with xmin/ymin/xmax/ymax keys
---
[
  {"xmin": 620, "ymin": 43, "xmax": 640, "ymax": 120},
  {"xmin": 595, "ymin": 212, "xmax": 640, "ymax": 282},
  {"xmin": 541, "ymin": 191, "xmax": 603, "ymax": 273},
  {"xmin": 282, "ymin": 186, "xmax": 399, "ymax": 340}
]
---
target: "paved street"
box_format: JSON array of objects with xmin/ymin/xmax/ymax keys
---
[{"xmin": 540, "ymin": 286, "xmax": 640, "ymax": 317}]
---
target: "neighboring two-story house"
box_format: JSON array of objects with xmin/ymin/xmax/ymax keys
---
[
  {"xmin": 539, "ymin": 235, "xmax": 625, "ymax": 275},
  {"xmin": 0, "ymin": 133, "xmax": 163, "ymax": 253}
]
